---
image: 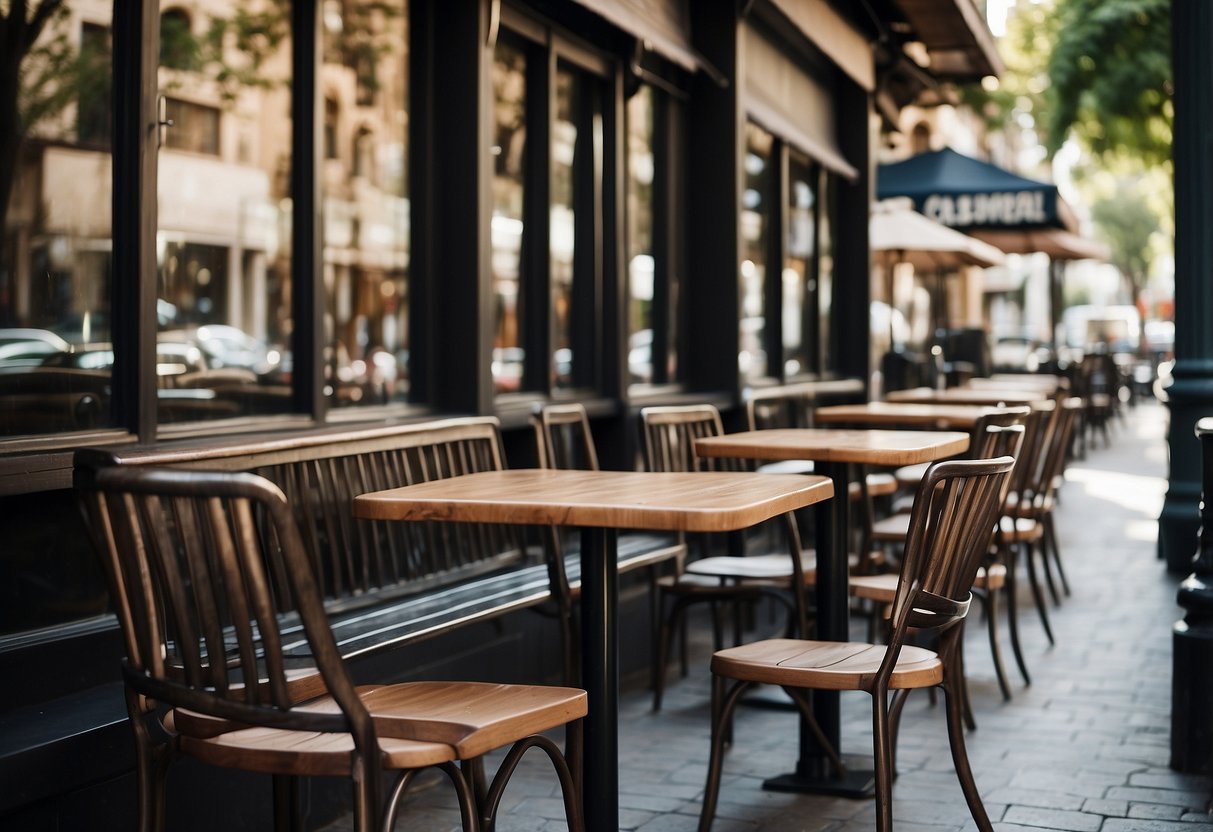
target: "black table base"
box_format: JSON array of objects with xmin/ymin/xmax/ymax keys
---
[
  {"xmin": 580, "ymin": 526, "xmax": 618, "ymax": 832},
  {"xmin": 763, "ymin": 753, "xmax": 876, "ymax": 798}
]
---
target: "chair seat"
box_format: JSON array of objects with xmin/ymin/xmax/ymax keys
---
[
  {"xmin": 180, "ymin": 725, "xmax": 457, "ymax": 777},
  {"xmin": 998, "ymin": 515, "xmax": 1041, "ymax": 542},
  {"xmin": 894, "ymin": 462, "xmax": 929, "ymax": 487},
  {"xmin": 711, "ymin": 638, "xmax": 943, "ymax": 691},
  {"xmin": 176, "ymin": 681, "xmax": 587, "ymax": 761},
  {"xmin": 870, "ymin": 512, "xmax": 910, "ymax": 542},
  {"xmin": 757, "ymin": 459, "xmax": 816, "ymax": 476},
  {"xmin": 856, "ymin": 472, "xmax": 899, "ymax": 500},
  {"xmin": 849, "ymin": 564, "xmax": 1004, "ymax": 603},
  {"xmin": 685, "ymin": 551, "xmax": 817, "ymax": 582}
]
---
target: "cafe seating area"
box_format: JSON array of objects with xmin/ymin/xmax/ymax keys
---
[
  {"xmin": 61, "ymin": 365, "xmax": 1213, "ymax": 832},
  {"xmin": 310, "ymin": 396, "xmax": 1205, "ymax": 832}
]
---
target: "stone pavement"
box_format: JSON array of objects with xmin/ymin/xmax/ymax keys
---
[{"xmin": 324, "ymin": 400, "xmax": 1213, "ymax": 831}]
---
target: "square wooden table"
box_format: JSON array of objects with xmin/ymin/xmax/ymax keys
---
[
  {"xmin": 354, "ymin": 468, "xmax": 834, "ymax": 832},
  {"xmin": 815, "ymin": 401, "xmax": 1001, "ymax": 431},
  {"xmin": 694, "ymin": 429, "xmax": 968, "ymax": 797},
  {"xmin": 884, "ymin": 387, "xmax": 1046, "ymax": 407}
]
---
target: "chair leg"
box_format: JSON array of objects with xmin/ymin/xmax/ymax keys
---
[
  {"xmin": 133, "ymin": 726, "xmax": 172, "ymax": 832},
  {"xmin": 380, "ymin": 769, "xmax": 421, "ymax": 832},
  {"xmin": 481, "ymin": 734, "xmax": 583, "ymax": 832},
  {"xmin": 980, "ymin": 587, "xmax": 1012, "ymax": 701},
  {"xmin": 888, "ymin": 688, "xmax": 912, "ymax": 779},
  {"xmin": 1037, "ymin": 525, "xmax": 1062, "ymax": 607},
  {"xmin": 1044, "ymin": 514, "xmax": 1071, "ymax": 597},
  {"xmin": 272, "ymin": 775, "xmax": 301, "ymax": 832},
  {"xmin": 1023, "ymin": 540, "xmax": 1055, "ymax": 645},
  {"xmin": 957, "ymin": 635, "xmax": 976, "ymax": 732},
  {"xmin": 654, "ymin": 596, "xmax": 692, "ymax": 711},
  {"xmin": 872, "ymin": 685, "xmax": 894, "ymax": 832},
  {"xmin": 941, "ymin": 646, "xmax": 994, "ymax": 832},
  {"xmin": 698, "ymin": 679, "xmax": 753, "ymax": 832},
  {"xmin": 1003, "ymin": 544, "xmax": 1031, "ymax": 685}
]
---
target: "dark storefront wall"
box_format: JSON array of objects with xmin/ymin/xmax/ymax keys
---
[{"xmin": 0, "ymin": 1, "xmax": 875, "ymax": 827}]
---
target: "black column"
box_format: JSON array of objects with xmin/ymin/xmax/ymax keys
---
[
  {"xmin": 1173, "ymin": 421, "xmax": 1213, "ymax": 773},
  {"xmin": 686, "ymin": 0, "xmax": 741, "ymax": 395},
  {"xmin": 833, "ymin": 76, "xmax": 871, "ymax": 388},
  {"xmin": 1160, "ymin": 0, "xmax": 1213, "ymax": 571}
]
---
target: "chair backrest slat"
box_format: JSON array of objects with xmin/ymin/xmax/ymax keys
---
[
  {"xmin": 641, "ymin": 405, "xmax": 737, "ymax": 473},
  {"xmin": 880, "ymin": 452, "xmax": 1015, "ymax": 683}
]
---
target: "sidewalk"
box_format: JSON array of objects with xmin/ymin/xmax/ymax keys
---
[{"xmin": 328, "ymin": 401, "xmax": 1213, "ymax": 831}]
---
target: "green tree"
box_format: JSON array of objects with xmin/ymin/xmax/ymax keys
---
[
  {"xmin": 1090, "ymin": 177, "xmax": 1162, "ymax": 308},
  {"xmin": 1043, "ymin": 0, "xmax": 1171, "ymax": 167}
]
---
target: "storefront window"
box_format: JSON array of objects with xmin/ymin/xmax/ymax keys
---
[
  {"xmin": 491, "ymin": 39, "xmax": 527, "ymax": 394},
  {"xmin": 155, "ymin": 0, "xmax": 293, "ymax": 423},
  {"xmin": 740, "ymin": 122, "xmax": 772, "ymax": 383},
  {"xmin": 322, "ymin": 0, "xmax": 410, "ymax": 408},
  {"xmin": 783, "ymin": 150, "xmax": 816, "ymax": 377},
  {"xmin": 0, "ymin": 3, "xmax": 114, "ymax": 437},
  {"xmin": 818, "ymin": 168, "xmax": 835, "ymax": 374},
  {"xmin": 626, "ymin": 86, "xmax": 655, "ymax": 386}
]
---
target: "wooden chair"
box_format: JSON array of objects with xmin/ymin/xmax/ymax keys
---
[
  {"xmin": 849, "ymin": 419, "xmax": 1027, "ymax": 705},
  {"xmin": 857, "ymin": 408, "xmax": 1030, "ymax": 699},
  {"xmin": 530, "ymin": 403, "xmax": 686, "ymax": 684},
  {"xmin": 640, "ymin": 404, "xmax": 810, "ymax": 710},
  {"xmin": 697, "ymin": 454, "xmax": 1015, "ymax": 832},
  {"xmin": 76, "ymin": 461, "xmax": 586, "ymax": 832}
]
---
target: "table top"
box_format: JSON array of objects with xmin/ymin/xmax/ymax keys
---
[
  {"xmin": 352, "ymin": 469, "xmax": 834, "ymax": 532},
  {"xmin": 815, "ymin": 402, "xmax": 998, "ymax": 430},
  {"xmin": 884, "ymin": 387, "xmax": 1045, "ymax": 407},
  {"xmin": 972, "ymin": 375, "xmax": 1061, "ymax": 392},
  {"xmin": 695, "ymin": 428, "xmax": 969, "ymax": 466}
]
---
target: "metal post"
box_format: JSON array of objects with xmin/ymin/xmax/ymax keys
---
[
  {"xmin": 1172, "ymin": 420, "xmax": 1213, "ymax": 773},
  {"xmin": 1160, "ymin": 0, "xmax": 1213, "ymax": 571}
]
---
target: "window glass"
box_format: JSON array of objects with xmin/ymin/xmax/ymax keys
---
[
  {"xmin": 491, "ymin": 39, "xmax": 527, "ymax": 394},
  {"xmin": 321, "ymin": 0, "xmax": 410, "ymax": 408},
  {"xmin": 626, "ymin": 86, "xmax": 655, "ymax": 385},
  {"xmin": 783, "ymin": 150, "xmax": 815, "ymax": 377},
  {"xmin": 818, "ymin": 168, "xmax": 834, "ymax": 373},
  {"xmin": 740, "ymin": 122, "xmax": 772, "ymax": 383},
  {"xmin": 551, "ymin": 67, "xmax": 578, "ymax": 391},
  {"xmin": 156, "ymin": 0, "xmax": 293, "ymax": 423},
  {"xmin": 0, "ymin": 3, "xmax": 114, "ymax": 437}
]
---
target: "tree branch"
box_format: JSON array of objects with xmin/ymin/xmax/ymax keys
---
[{"xmin": 23, "ymin": 0, "xmax": 63, "ymax": 51}]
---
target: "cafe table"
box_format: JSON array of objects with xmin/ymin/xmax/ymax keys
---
[
  {"xmin": 693, "ymin": 428, "xmax": 968, "ymax": 797},
  {"xmin": 353, "ymin": 467, "xmax": 834, "ymax": 832},
  {"xmin": 815, "ymin": 401, "xmax": 1000, "ymax": 431},
  {"xmin": 885, "ymin": 386, "xmax": 1045, "ymax": 407}
]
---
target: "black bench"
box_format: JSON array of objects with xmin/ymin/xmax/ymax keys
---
[{"xmin": 74, "ymin": 417, "xmax": 559, "ymax": 663}]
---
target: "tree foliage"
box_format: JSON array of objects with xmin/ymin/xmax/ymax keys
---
[
  {"xmin": 1044, "ymin": 0, "xmax": 1172, "ymax": 166},
  {"xmin": 1090, "ymin": 176, "xmax": 1162, "ymax": 300}
]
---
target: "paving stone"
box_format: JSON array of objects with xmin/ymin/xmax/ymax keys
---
[
  {"xmin": 1107, "ymin": 786, "xmax": 1211, "ymax": 810},
  {"xmin": 1081, "ymin": 797, "xmax": 1129, "ymax": 817},
  {"xmin": 986, "ymin": 786, "xmax": 1085, "ymax": 811},
  {"xmin": 1132, "ymin": 802, "xmax": 1189, "ymax": 820},
  {"xmin": 1103, "ymin": 820, "xmax": 1213, "ymax": 832},
  {"xmin": 1001, "ymin": 804, "xmax": 1103, "ymax": 831}
]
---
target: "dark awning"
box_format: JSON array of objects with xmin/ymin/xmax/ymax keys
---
[
  {"xmin": 568, "ymin": 0, "xmax": 716, "ymax": 78},
  {"xmin": 877, "ymin": 147, "xmax": 1066, "ymax": 232}
]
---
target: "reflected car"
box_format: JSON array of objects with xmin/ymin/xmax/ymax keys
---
[
  {"xmin": 161, "ymin": 325, "xmax": 283, "ymax": 377},
  {"xmin": 0, "ymin": 329, "xmax": 71, "ymax": 368}
]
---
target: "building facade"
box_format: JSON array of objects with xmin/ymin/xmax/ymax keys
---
[{"xmin": 0, "ymin": 1, "xmax": 998, "ymax": 827}]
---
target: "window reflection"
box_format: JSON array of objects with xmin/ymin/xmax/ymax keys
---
[
  {"xmin": 627, "ymin": 86, "xmax": 656, "ymax": 385},
  {"xmin": 551, "ymin": 67, "xmax": 578, "ymax": 391},
  {"xmin": 784, "ymin": 150, "xmax": 816, "ymax": 377},
  {"xmin": 491, "ymin": 39, "xmax": 527, "ymax": 394},
  {"xmin": 155, "ymin": 0, "xmax": 293, "ymax": 423},
  {"xmin": 321, "ymin": 0, "xmax": 410, "ymax": 408},
  {"xmin": 740, "ymin": 122, "xmax": 772, "ymax": 383},
  {"xmin": 819, "ymin": 168, "xmax": 834, "ymax": 372},
  {"xmin": 0, "ymin": 2, "xmax": 114, "ymax": 437}
]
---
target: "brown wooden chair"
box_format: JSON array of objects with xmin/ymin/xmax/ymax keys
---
[
  {"xmin": 853, "ymin": 408, "xmax": 1030, "ymax": 700},
  {"xmin": 76, "ymin": 460, "xmax": 585, "ymax": 832},
  {"xmin": 531, "ymin": 403, "xmax": 686, "ymax": 684},
  {"xmin": 640, "ymin": 404, "xmax": 811, "ymax": 710},
  {"xmin": 697, "ymin": 453, "xmax": 1015, "ymax": 832}
]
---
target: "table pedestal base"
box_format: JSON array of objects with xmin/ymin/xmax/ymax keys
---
[{"xmin": 762, "ymin": 754, "xmax": 876, "ymax": 798}]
